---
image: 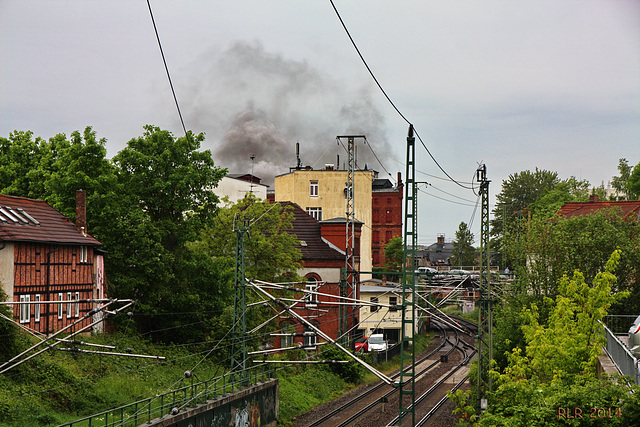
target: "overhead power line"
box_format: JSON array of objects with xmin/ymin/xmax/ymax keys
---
[
  {"xmin": 329, "ymin": 0, "xmax": 474, "ymax": 191},
  {"xmin": 146, "ymin": 0, "xmax": 187, "ymax": 135}
]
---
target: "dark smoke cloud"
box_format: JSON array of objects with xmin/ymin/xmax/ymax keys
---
[{"xmin": 181, "ymin": 40, "xmax": 393, "ymax": 186}]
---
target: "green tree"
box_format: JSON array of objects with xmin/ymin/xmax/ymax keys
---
[
  {"xmin": 194, "ymin": 195, "xmax": 302, "ymax": 283},
  {"xmin": 628, "ymin": 161, "xmax": 640, "ymax": 200},
  {"xmin": 479, "ymin": 251, "xmax": 640, "ymax": 426},
  {"xmin": 103, "ymin": 126, "xmax": 227, "ymax": 341},
  {"xmin": 451, "ymin": 222, "xmax": 475, "ymax": 267},
  {"xmin": 384, "ymin": 235, "xmax": 404, "ymax": 270},
  {"xmin": 505, "ymin": 207, "xmax": 640, "ymax": 310},
  {"xmin": 611, "ymin": 158, "xmax": 633, "ymax": 200},
  {"xmin": 491, "ymin": 169, "xmax": 560, "ymax": 267},
  {"xmin": 0, "ymin": 131, "xmax": 45, "ymax": 197}
]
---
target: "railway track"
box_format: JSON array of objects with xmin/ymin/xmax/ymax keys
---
[{"xmin": 299, "ymin": 314, "xmax": 477, "ymax": 427}]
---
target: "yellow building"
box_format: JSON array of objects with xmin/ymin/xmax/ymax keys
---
[
  {"xmin": 274, "ymin": 166, "xmax": 374, "ymax": 279},
  {"xmin": 358, "ymin": 279, "xmax": 415, "ymax": 342}
]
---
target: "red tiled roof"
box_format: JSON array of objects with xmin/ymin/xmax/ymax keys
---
[
  {"xmin": 279, "ymin": 201, "xmax": 344, "ymax": 261},
  {"xmin": 557, "ymin": 198, "xmax": 640, "ymax": 220},
  {"xmin": 0, "ymin": 194, "xmax": 102, "ymax": 246}
]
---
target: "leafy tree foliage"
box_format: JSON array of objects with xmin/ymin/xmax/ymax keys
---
[
  {"xmin": 478, "ymin": 251, "xmax": 640, "ymax": 426},
  {"xmin": 384, "ymin": 235, "xmax": 403, "ymax": 270},
  {"xmin": 451, "ymin": 221, "xmax": 475, "ymax": 267},
  {"xmin": 628, "ymin": 160, "xmax": 640, "ymax": 200},
  {"xmin": 0, "ymin": 126, "xmax": 228, "ymax": 343},
  {"xmin": 611, "ymin": 158, "xmax": 634, "ymax": 200},
  {"xmin": 504, "ymin": 207, "xmax": 640, "ymax": 313},
  {"xmin": 194, "ymin": 195, "xmax": 302, "ymax": 283}
]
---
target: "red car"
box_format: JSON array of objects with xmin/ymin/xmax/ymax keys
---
[{"xmin": 355, "ymin": 337, "xmax": 369, "ymax": 352}]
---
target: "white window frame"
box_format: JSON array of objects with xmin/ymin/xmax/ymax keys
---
[
  {"xmin": 309, "ymin": 180, "xmax": 319, "ymax": 197},
  {"xmin": 79, "ymin": 246, "xmax": 88, "ymax": 263},
  {"xmin": 58, "ymin": 293, "xmax": 63, "ymax": 319},
  {"xmin": 19, "ymin": 294, "xmax": 30, "ymax": 324},
  {"xmin": 34, "ymin": 294, "xmax": 41, "ymax": 322},
  {"xmin": 304, "ymin": 328, "xmax": 317, "ymax": 349},
  {"xmin": 67, "ymin": 292, "xmax": 72, "ymax": 318},
  {"xmin": 280, "ymin": 323, "xmax": 295, "ymax": 348},
  {"xmin": 306, "ymin": 207, "xmax": 322, "ymax": 221},
  {"xmin": 75, "ymin": 292, "xmax": 80, "ymax": 317},
  {"xmin": 305, "ymin": 279, "xmax": 318, "ymax": 306},
  {"xmin": 371, "ymin": 296, "xmax": 379, "ymax": 312}
]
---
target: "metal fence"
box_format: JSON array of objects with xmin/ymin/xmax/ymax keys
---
[
  {"xmin": 58, "ymin": 364, "xmax": 274, "ymax": 427},
  {"xmin": 601, "ymin": 321, "xmax": 639, "ymax": 385},
  {"xmin": 603, "ymin": 314, "xmax": 637, "ymax": 335}
]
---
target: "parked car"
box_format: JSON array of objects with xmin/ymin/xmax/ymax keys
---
[
  {"xmin": 368, "ymin": 334, "xmax": 388, "ymax": 352},
  {"xmin": 354, "ymin": 337, "xmax": 369, "ymax": 352},
  {"xmin": 416, "ymin": 266, "xmax": 438, "ymax": 277},
  {"xmin": 628, "ymin": 315, "xmax": 640, "ymax": 357}
]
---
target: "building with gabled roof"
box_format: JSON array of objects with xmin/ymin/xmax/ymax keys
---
[
  {"xmin": 273, "ymin": 202, "xmax": 361, "ymax": 350},
  {"xmin": 0, "ymin": 192, "xmax": 106, "ymax": 334}
]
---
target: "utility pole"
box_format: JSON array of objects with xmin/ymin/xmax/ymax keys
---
[
  {"xmin": 230, "ymin": 214, "xmax": 249, "ymax": 385},
  {"xmin": 337, "ymin": 135, "xmax": 365, "ymax": 345},
  {"xmin": 476, "ymin": 164, "xmax": 492, "ymax": 413},
  {"xmin": 397, "ymin": 124, "xmax": 417, "ymax": 426}
]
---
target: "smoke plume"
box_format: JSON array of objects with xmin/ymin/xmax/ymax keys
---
[{"xmin": 181, "ymin": 40, "xmax": 393, "ymax": 186}]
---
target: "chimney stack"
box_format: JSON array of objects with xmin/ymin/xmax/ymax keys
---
[{"xmin": 76, "ymin": 190, "xmax": 87, "ymax": 236}]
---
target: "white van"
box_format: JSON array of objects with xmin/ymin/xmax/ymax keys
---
[{"xmin": 368, "ymin": 334, "xmax": 388, "ymax": 352}]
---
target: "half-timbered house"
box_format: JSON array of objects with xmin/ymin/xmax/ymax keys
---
[{"xmin": 0, "ymin": 191, "xmax": 106, "ymax": 335}]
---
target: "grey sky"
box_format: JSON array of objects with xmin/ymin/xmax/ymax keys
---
[{"xmin": 1, "ymin": 1, "xmax": 639, "ymax": 244}]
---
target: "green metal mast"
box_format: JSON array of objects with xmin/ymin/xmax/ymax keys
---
[
  {"xmin": 397, "ymin": 124, "xmax": 417, "ymax": 426},
  {"xmin": 230, "ymin": 214, "xmax": 249, "ymax": 385},
  {"xmin": 476, "ymin": 164, "xmax": 492, "ymax": 413}
]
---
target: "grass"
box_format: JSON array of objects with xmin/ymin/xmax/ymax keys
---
[{"xmin": 0, "ymin": 331, "xmax": 433, "ymax": 427}]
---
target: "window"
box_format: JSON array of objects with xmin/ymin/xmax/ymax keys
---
[
  {"xmin": 67, "ymin": 292, "xmax": 72, "ymax": 318},
  {"xmin": 58, "ymin": 293, "xmax": 63, "ymax": 319},
  {"xmin": 373, "ymin": 231, "xmax": 380, "ymax": 243},
  {"xmin": 373, "ymin": 251, "xmax": 380, "ymax": 265},
  {"xmin": 389, "ymin": 296, "xmax": 398, "ymax": 312},
  {"xmin": 280, "ymin": 323, "xmax": 295, "ymax": 348},
  {"xmin": 34, "ymin": 294, "xmax": 41, "ymax": 322},
  {"xmin": 386, "ymin": 230, "xmax": 392, "ymax": 242},
  {"xmin": 19, "ymin": 295, "xmax": 30, "ymax": 323},
  {"xmin": 306, "ymin": 207, "xmax": 322, "ymax": 221},
  {"xmin": 373, "ymin": 209, "xmax": 380, "ymax": 223},
  {"xmin": 305, "ymin": 277, "xmax": 318, "ymax": 306},
  {"xmin": 79, "ymin": 246, "xmax": 88, "ymax": 263},
  {"xmin": 75, "ymin": 292, "xmax": 80, "ymax": 317},
  {"xmin": 304, "ymin": 325, "xmax": 317, "ymax": 349},
  {"xmin": 386, "ymin": 209, "xmax": 392, "ymax": 223},
  {"xmin": 371, "ymin": 296, "xmax": 379, "ymax": 312},
  {"xmin": 309, "ymin": 180, "xmax": 319, "ymax": 197}
]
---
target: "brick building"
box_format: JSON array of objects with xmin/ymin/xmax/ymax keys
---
[
  {"xmin": 372, "ymin": 173, "xmax": 403, "ymax": 268},
  {"xmin": 0, "ymin": 192, "xmax": 106, "ymax": 335},
  {"xmin": 273, "ymin": 202, "xmax": 362, "ymax": 350}
]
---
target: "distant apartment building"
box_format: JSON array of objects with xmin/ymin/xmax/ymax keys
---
[
  {"xmin": 372, "ymin": 174, "xmax": 403, "ymax": 268},
  {"xmin": 215, "ymin": 174, "xmax": 268, "ymax": 204},
  {"xmin": 274, "ymin": 165, "xmax": 375, "ymax": 279}
]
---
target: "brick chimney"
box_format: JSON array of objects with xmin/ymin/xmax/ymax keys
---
[
  {"xmin": 589, "ymin": 195, "xmax": 599, "ymax": 202},
  {"xmin": 76, "ymin": 190, "xmax": 87, "ymax": 236}
]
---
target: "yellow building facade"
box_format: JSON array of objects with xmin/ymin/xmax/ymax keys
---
[{"xmin": 274, "ymin": 168, "xmax": 374, "ymax": 279}]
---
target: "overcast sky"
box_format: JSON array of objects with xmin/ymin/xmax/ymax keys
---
[{"xmin": 1, "ymin": 1, "xmax": 639, "ymax": 244}]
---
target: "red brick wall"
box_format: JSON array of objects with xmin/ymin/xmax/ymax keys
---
[{"xmin": 12, "ymin": 242, "xmax": 95, "ymax": 334}]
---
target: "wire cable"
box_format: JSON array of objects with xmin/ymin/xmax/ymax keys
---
[
  {"xmin": 329, "ymin": 1, "xmax": 474, "ymax": 191},
  {"xmin": 146, "ymin": 0, "xmax": 187, "ymax": 135}
]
